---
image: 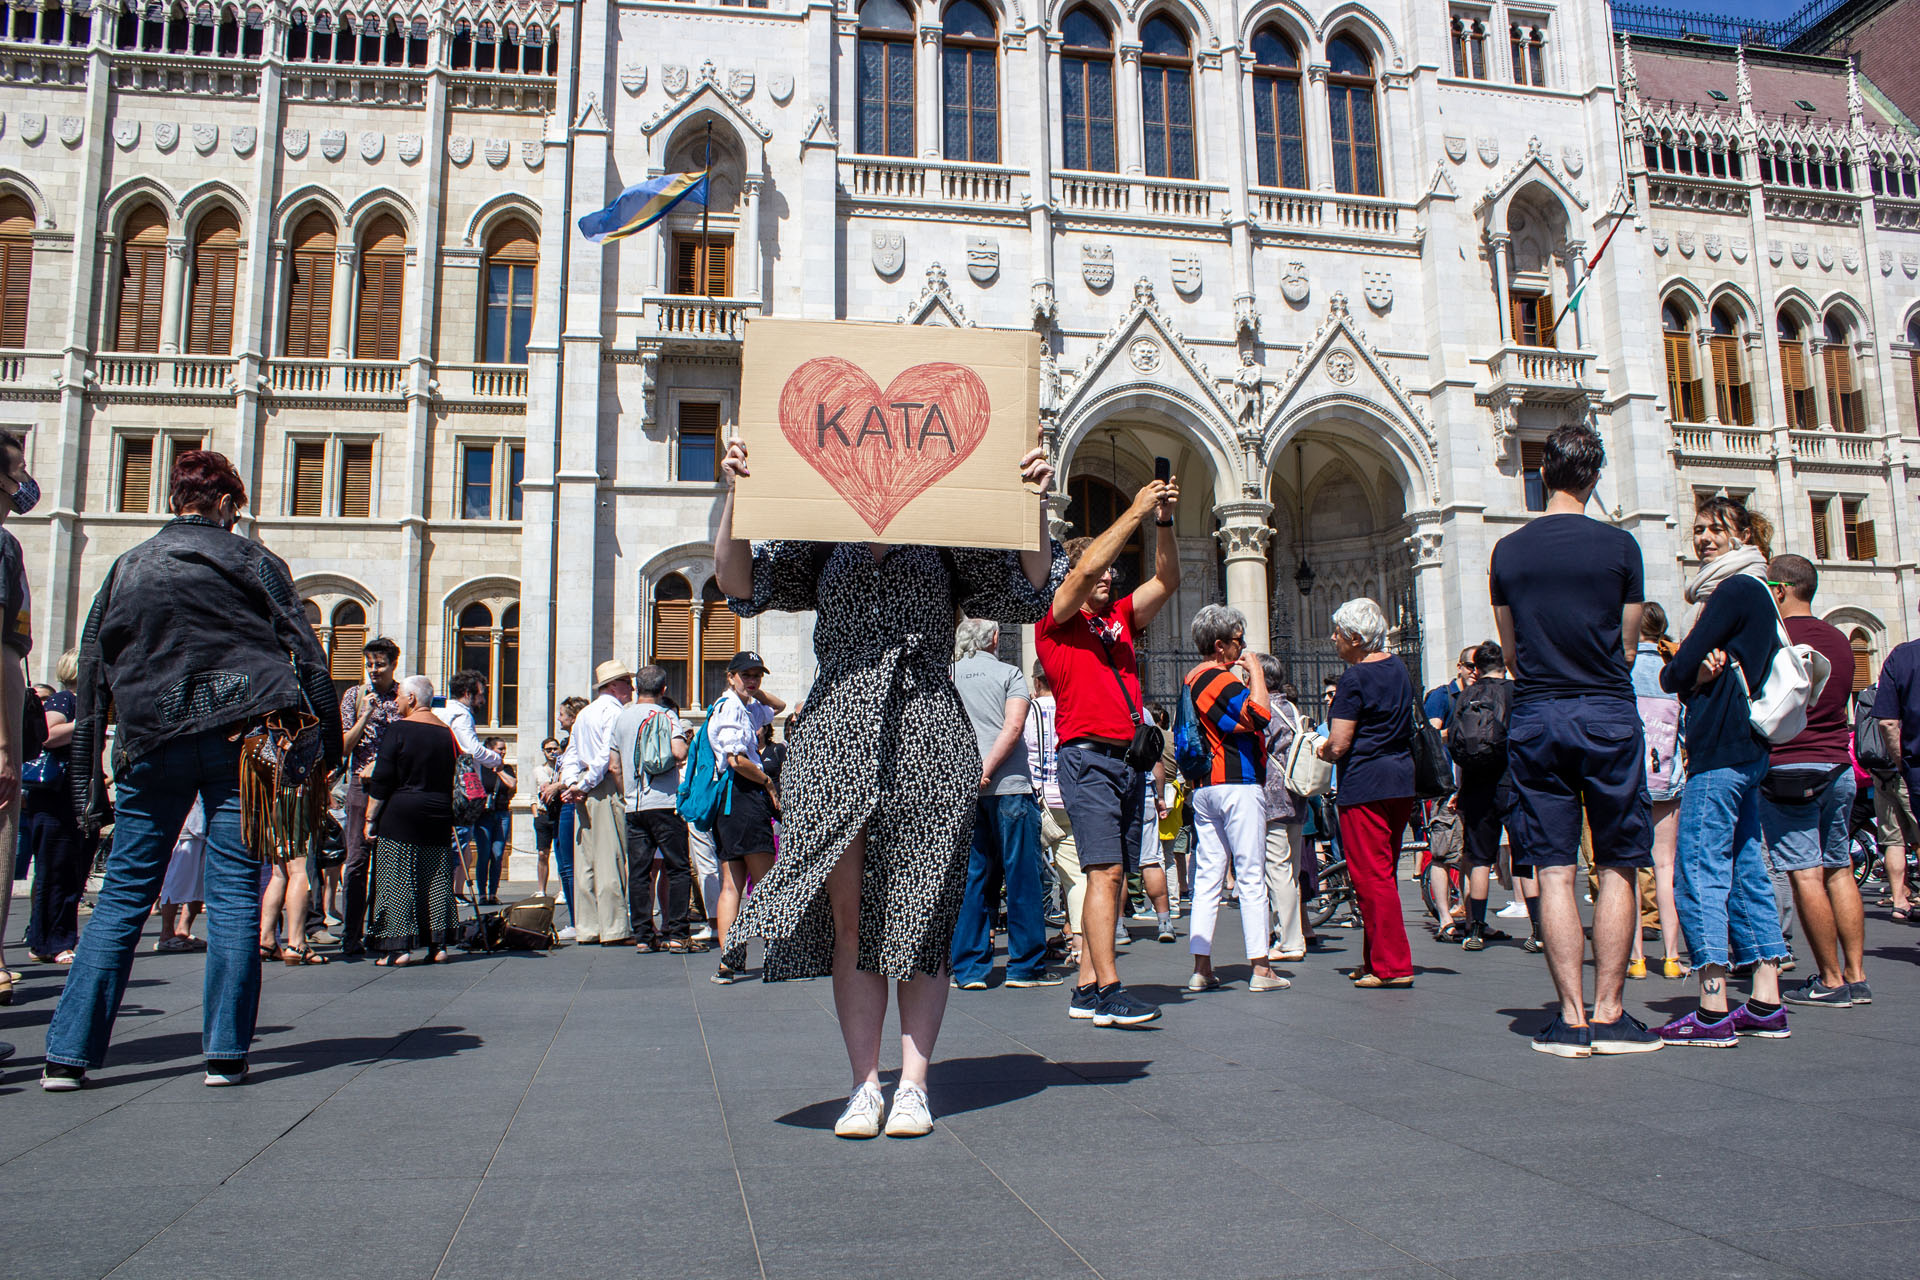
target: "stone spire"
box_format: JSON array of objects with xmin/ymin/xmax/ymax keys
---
[
  {"xmin": 1735, "ymin": 43, "xmax": 1753, "ymax": 117},
  {"xmin": 1620, "ymin": 33, "xmax": 1637, "ymax": 95},
  {"xmin": 1847, "ymin": 54, "xmax": 1864, "ymax": 129}
]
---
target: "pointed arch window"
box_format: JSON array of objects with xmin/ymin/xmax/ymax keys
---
[
  {"xmin": 941, "ymin": 0, "xmax": 998, "ymax": 163},
  {"xmin": 700, "ymin": 579, "xmax": 740, "ymax": 705},
  {"xmin": 1251, "ymin": 26, "xmax": 1305, "ymax": 189},
  {"xmin": 857, "ymin": 0, "xmax": 915, "ymax": 157},
  {"xmin": 114, "ymin": 204, "xmax": 169, "ymax": 353},
  {"xmin": 0, "ymin": 195, "xmax": 32, "ymax": 349},
  {"xmin": 454, "ymin": 597, "xmax": 520, "ymax": 728},
  {"xmin": 1140, "ymin": 15, "xmax": 1195, "ymax": 180},
  {"xmin": 284, "ymin": 211, "xmax": 336, "ymax": 358},
  {"xmin": 1910, "ymin": 314, "xmax": 1920, "ymax": 430},
  {"xmin": 482, "ymin": 219, "xmax": 537, "ymax": 365},
  {"xmin": 1778, "ymin": 311, "xmax": 1815, "ymax": 430},
  {"xmin": 185, "ymin": 208, "xmax": 240, "ymax": 356},
  {"xmin": 1060, "ymin": 7, "xmax": 1115, "ymax": 172},
  {"xmin": 650, "ymin": 573, "xmax": 694, "ymax": 706},
  {"xmin": 1662, "ymin": 301, "xmax": 1704, "ymax": 423},
  {"xmin": 1510, "ymin": 21, "xmax": 1546, "ymax": 87},
  {"xmin": 1450, "ymin": 13, "xmax": 1487, "ymax": 79},
  {"xmin": 1326, "ymin": 35, "xmax": 1380, "ymax": 197},
  {"xmin": 354, "ymin": 214, "xmax": 404, "ymax": 361},
  {"xmin": 1709, "ymin": 305, "xmax": 1753, "ymax": 425},
  {"xmin": 1824, "ymin": 311, "xmax": 1865, "ymax": 433},
  {"xmin": 327, "ymin": 600, "xmax": 367, "ymax": 682}
]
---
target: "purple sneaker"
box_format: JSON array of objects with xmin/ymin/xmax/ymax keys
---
[
  {"xmin": 1730, "ymin": 1002, "xmax": 1791, "ymax": 1039},
  {"xmin": 1657, "ymin": 1009, "xmax": 1739, "ymax": 1047}
]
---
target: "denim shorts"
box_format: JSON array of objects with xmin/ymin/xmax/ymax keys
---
[
  {"xmin": 1758, "ymin": 765, "xmax": 1856, "ymax": 872},
  {"xmin": 1505, "ymin": 696, "xmax": 1653, "ymax": 868}
]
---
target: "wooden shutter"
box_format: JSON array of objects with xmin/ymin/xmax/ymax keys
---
[
  {"xmin": 700, "ymin": 591, "xmax": 740, "ymax": 657},
  {"xmin": 0, "ymin": 196, "xmax": 31, "ymax": 349},
  {"xmin": 118, "ymin": 436, "xmax": 153, "ymax": 512},
  {"xmin": 1854, "ymin": 634, "xmax": 1874, "ymax": 693},
  {"xmin": 328, "ymin": 632, "xmax": 365, "ymax": 681},
  {"xmin": 1709, "ymin": 334, "xmax": 1752, "ymax": 424},
  {"xmin": 291, "ymin": 441, "xmax": 325, "ymax": 517},
  {"xmin": 354, "ymin": 216, "xmax": 404, "ymax": 360},
  {"xmin": 669, "ymin": 234, "xmax": 731, "ymax": 297},
  {"xmin": 1780, "ymin": 339, "xmax": 1811, "ymax": 429},
  {"xmin": 339, "ymin": 440, "xmax": 372, "ymax": 517},
  {"xmin": 1664, "ymin": 332, "xmax": 1702, "ymax": 421},
  {"xmin": 1824, "ymin": 343, "xmax": 1855, "ymax": 394},
  {"xmin": 285, "ymin": 212, "xmax": 335, "ymax": 358},
  {"xmin": 1810, "ymin": 497, "xmax": 1831, "ymax": 560},
  {"xmin": 185, "ymin": 208, "xmax": 239, "ymax": 355},
  {"xmin": 116, "ymin": 204, "xmax": 168, "ymax": 353}
]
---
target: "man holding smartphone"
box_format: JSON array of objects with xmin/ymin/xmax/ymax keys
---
[
  {"xmin": 1038, "ymin": 463, "xmax": 1180, "ymax": 1026},
  {"xmin": 338, "ymin": 636, "xmax": 402, "ymax": 955}
]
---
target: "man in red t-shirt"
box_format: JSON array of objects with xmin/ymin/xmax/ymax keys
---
[
  {"xmin": 1762, "ymin": 554, "xmax": 1869, "ymax": 1007},
  {"xmin": 1037, "ymin": 475, "xmax": 1179, "ymax": 1026}
]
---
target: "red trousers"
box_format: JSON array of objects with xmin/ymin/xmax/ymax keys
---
[{"xmin": 1340, "ymin": 797, "xmax": 1415, "ymax": 981}]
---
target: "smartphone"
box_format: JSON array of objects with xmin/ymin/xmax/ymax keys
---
[{"xmin": 1154, "ymin": 456, "xmax": 1171, "ymax": 485}]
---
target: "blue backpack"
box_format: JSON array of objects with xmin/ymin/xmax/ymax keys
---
[
  {"xmin": 675, "ymin": 698, "xmax": 734, "ymax": 833},
  {"xmin": 1172, "ymin": 673, "xmax": 1213, "ymax": 785}
]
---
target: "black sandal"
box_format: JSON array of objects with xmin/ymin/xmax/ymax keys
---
[
  {"xmin": 1434, "ymin": 924, "xmax": 1465, "ymax": 943},
  {"xmin": 1893, "ymin": 906, "xmax": 1914, "ymax": 923}
]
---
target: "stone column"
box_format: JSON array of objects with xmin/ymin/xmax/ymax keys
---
[
  {"xmin": 740, "ymin": 176, "xmax": 764, "ymax": 306},
  {"xmin": 330, "ymin": 246, "xmax": 357, "ymax": 359},
  {"xmin": 160, "ymin": 237, "xmax": 188, "ymax": 353},
  {"xmin": 1117, "ymin": 43, "xmax": 1143, "ymax": 175},
  {"xmin": 1488, "ymin": 231, "xmax": 1512, "ymax": 345},
  {"xmin": 1304, "ymin": 63, "xmax": 1334, "ymax": 198},
  {"xmin": 1404, "ymin": 522, "xmax": 1447, "ymax": 681},
  {"xmin": 917, "ymin": 25, "xmax": 941, "ymax": 158},
  {"xmin": 1215, "ymin": 500, "xmax": 1274, "ymax": 652}
]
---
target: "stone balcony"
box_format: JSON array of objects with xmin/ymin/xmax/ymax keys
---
[
  {"xmin": 1483, "ymin": 345, "xmax": 1594, "ymax": 404},
  {"xmin": 262, "ymin": 357, "xmax": 408, "ymax": 403},
  {"xmin": 840, "ymin": 157, "xmax": 1022, "ymax": 212},
  {"xmin": 1670, "ymin": 422, "xmax": 1774, "ymax": 464},
  {"xmin": 0, "ymin": 350, "xmax": 64, "ymax": 395},
  {"xmin": 1250, "ymin": 187, "xmax": 1420, "ymax": 246},
  {"xmin": 436, "ymin": 363, "xmax": 529, "ymax": 410},
  {"xmin": 1054, "ymin": 172, "xmax": 1227, "ymax": 224},
  {"xmin": 91, "ymin": 353, "xmax": 238, "ymax": 398},
  {"xmin": 638, "ymin": 295, "xmax": 755, "ymax": 351},
  {"xmin": 1788, "ymin": 428, "xmax": 1888, "ymax": 471}
]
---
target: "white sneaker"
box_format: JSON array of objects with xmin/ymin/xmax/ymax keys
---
[
  {"xmin": 1113, "ymin": 925, "xmax": 1131, "ymax": 947},
  {"xmin": 1496, "ymin": 900, "xmax": 1530, "ymax": 920},
  {"xmin": 557, "ymin": 926, "xmax": 577, "ymax": 941},
  {"xmin": 884, "ymin": 1082, "xmax": 934, "ymax": 1137},
  {"xmin": 691, "ymin": 923, "xmax": 716, "ymax": 943},
  {"xmin": 834, "ymin": 1082, "xmax": 886, "ymax": 1139}
]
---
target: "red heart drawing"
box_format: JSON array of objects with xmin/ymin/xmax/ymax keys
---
[{"xmin": 777, "ymin": 356, "xmax": 992, "ymax": 537}]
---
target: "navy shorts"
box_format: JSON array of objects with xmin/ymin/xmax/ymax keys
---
[
  {"xmin": 1506, "ymin": 696, "xmax": 1653, "ymax": 869},
  {"xmin": 1057, "ymin": 742, "xmax": 1145, "ymax": 873},
  {"xmin": 1456, "ymin": 776, "xmax": 1514, "ymax": 869}
]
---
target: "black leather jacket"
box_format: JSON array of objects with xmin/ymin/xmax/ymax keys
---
[{"xmin": 71, "ymin": 516, "xmax": 342, "ymax": 829}]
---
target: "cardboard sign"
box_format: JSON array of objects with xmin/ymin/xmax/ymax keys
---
[{"xmin": 734, "ymin": 318, "xmax": 1042, "ymax": 551}]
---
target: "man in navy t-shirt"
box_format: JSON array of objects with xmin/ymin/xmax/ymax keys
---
[{"xmin": 1491, "ymin": 424, "xmax": 1659, "ymax": 1061}]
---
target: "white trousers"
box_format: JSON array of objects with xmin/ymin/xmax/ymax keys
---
[
  {"xmin": 1265, "ymin": 822, "xmax": 1307, "ymax": 956},
  {"xmin": 1188, "ymin": 784, "xmax": 1270, "ymax": 961},
  {"xmin": 689, "ymin": 824, "xmax": 719, "ymax": 921}
]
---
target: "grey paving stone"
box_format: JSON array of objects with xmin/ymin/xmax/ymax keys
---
[{"xmin": 6, "ymin": 1181, "xmax": 213, "ymax": 1278}]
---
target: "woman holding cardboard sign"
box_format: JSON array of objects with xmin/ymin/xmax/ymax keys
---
[{"xmin": 713, "ymin": 436, "xmax": 1064, "ymax": 1139}]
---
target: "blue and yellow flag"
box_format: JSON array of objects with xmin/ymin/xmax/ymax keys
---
[{"xmin": 577, "ymin": 171, "xmax": 708, "ymax": 243}]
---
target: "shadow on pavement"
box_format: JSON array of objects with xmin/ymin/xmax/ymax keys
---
[{"xmin": 774, "ymin": 1054, "xmax": 1152, "ymax": 1128}]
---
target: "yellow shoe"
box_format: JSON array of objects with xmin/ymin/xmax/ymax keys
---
[
  {"xmin": 1626, "ymin": 958, "xmax": 1648, "ymax": 980},
  {"xmin": 1661, "ymin": 958, "xmax": 1688, "ymax": 980}
]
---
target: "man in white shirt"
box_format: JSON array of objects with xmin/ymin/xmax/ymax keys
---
[
  {"xmin": 559, "ymin": 660, "xmax": 635, "ymax": 945},
  {"xmin": 436, "ymin": 670, "xmax": 504, "ymax": 769},
  {"xmin": 707, "ymin": 651, "xmax": 786, "ymax": 983},
  {"xmin": 614, "ymin": 664, "xmax": 698, "ymax": 951}
]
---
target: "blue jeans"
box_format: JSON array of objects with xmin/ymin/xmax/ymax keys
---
[
  {"xmin": 1674, "ymin": 754, "xmax": 1790, "ymax": 971},
  {"xmin": 555, "ymin": 802, "xmax": 576, "ymax": 923},
  {"xmin": 466, "ymin": 812, "xmax": 510, "ymax": 897},
  {"xmin": 951, "ymin": 794, "xmax": 1048, "ymax": 984},
  {"xmin": 45, "ymin": 731, "xmax": 262, "ymax": 1070}
]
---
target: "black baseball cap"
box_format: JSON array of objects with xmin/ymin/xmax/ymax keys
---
[{"xmin": 728, "ymin": 651, "xmax": 769, "ymax": 675}]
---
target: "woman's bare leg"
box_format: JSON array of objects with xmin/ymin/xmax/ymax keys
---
[
  {"xmin": 827, "ymin": 831, "xmax": 886, "ymax": 1088},
  {"xmin": 284, "ymin": 858, "xmax": 310, "ymax": 948},
  {"xmin": 715, "ymin": 861, "xmax": 749, "ymax": 951},
  {"xmin": 259, "ymin": 864, "xmax": 288, "ymax": 950},
  {"xmin": 896, "ymin": 968, "xmax": 950, "ymax": 1089}
]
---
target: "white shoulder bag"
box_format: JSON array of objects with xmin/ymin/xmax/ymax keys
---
[
  {"xmin": 1283, "ymin": 715, "xmax": 1334, "ymax": 798},
  {"xmin": 1736, "ymin": 590, "xmax": 1831, "ymax": 746}
]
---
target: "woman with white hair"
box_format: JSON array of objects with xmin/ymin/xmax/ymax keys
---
[
  {"xmin": 1318, "ymin": 597, "xmax": 1417, "ymax": 988},
  {"xmin": 1181, "ymin": 605, "xmax": 1288, "ymax": 993},
  {"xmin": 364, "ymin": 674, "xmax": 462, "ymax": 967}
]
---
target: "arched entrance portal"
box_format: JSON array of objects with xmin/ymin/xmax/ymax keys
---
[
  {"xmin": 1267, "ymin": 431, "xmax": 1420, "ymax": 696},
  {"xmin": 1058, "ymin": 417, "xmax": 1224, "ymax": 706}
]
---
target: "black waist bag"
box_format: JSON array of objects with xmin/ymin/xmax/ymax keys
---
[{"xmin": 1760, "ymin": 762, "xmax": 1849, "ymax": 807}]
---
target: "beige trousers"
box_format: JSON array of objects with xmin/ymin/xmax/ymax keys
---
[
  {"xmin": 571, "ymin": 776, "xmax": 630, "ymax": 943},
  {"xmin": 1265, "ymin": 821, "xmax": 1307, "ymax": 956},
  {"xmin": 1041, "ymin": 804, "xmax": 1085, "ymax": 934}
]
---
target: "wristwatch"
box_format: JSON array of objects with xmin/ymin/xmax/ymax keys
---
[{"xmin": 1156, "ymin": 518, "xmax": 1174, "ymax": 527}]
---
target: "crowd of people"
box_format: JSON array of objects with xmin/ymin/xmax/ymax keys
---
[{"xmin": 2, "ymin": 424, "xmax": 1916, "ymax": 1132}]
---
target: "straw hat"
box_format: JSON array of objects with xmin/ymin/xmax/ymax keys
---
[{"xmin": 593, "ymin": 659, "xmax": 635, "ymax": 690}]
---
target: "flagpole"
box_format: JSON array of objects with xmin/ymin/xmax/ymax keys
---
[
  {"xmin": 1548, "ymin": 195, "xmax": 1632, "ymax": 337},
  {"xmin": 701, "ymin": 122, "xmax": 713, "ymax": 299}
]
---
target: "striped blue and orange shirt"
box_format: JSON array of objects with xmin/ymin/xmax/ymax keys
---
[{"xmin": 1187, "ymin": 666, "xmax": 1272, "ymax": 787}]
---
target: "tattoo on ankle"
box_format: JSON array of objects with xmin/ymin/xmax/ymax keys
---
[{"xmin": 1702, "ymin": 977, "xmax": 1723, "ymax": 996}]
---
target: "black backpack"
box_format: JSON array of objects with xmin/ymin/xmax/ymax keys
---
[
  {"xmin": 1448, "ymin": 678, "xmax": 1511, "ymax": 772},
  {"xmin": 1855, "ymin": 684, "xmax": 1900, "ymax": 776}
]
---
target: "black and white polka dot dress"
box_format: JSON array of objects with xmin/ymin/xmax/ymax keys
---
[{"xmin": 720, "ymin": 542, "xmax": 1065, "ymax": 981}]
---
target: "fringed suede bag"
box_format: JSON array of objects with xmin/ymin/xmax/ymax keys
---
[{"xmin": 238, "ymin": 705, "xmax": 327, "ymax": 863}]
